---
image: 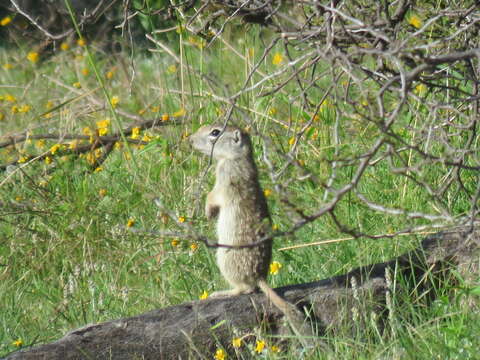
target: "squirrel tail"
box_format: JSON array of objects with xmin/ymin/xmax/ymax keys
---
[{"xmin": 257, "ymin": 279, "xmax": 315, "ymax": 348}]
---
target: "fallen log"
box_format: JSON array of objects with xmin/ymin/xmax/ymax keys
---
[{"xmin": 4, "ymin": 226, "xmax": 479, "ymax": 360}]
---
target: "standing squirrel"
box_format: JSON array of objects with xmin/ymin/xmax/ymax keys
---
[{"xmin": 190, "ymin": 124, "xmax": 312, "ymax": 344}]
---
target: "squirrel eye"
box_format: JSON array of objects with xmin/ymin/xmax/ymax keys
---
[{"xmin": 210, "ymin": 129, "xmax": 221, "ymax": 137}]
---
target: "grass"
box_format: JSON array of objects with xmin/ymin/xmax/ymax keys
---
[{"xmin": 0, "ymin": 20, "xmax": 479, "ymax": 359}]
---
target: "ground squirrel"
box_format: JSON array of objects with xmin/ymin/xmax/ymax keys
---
[{"xmin": 190, "ymin": 124, "xmax": 312, "ymax": 344}]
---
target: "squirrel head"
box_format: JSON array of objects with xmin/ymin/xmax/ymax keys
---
[{"xmin": 190, "ymin": 124, "xmax": 253, "ymax": 160}]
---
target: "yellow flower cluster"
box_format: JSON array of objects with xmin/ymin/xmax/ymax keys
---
[
  {"xmin": 50, "ymin": 144, "xmax": 63, "ymax": 155},
  {"xmin": 214, "ymin": 349, "xmax": 226, "ymax": 360},
  {"xmin": 1, "ymin": 16, "xmax": 12, "ymax": 26},
  {"xmin": 96, "ymin": 119, "xmax": 110, "ymax": 136},
  {"xmin": 27, "ymin": 51, "xmax": 39, "ymax": 63},
  {"xmin": 106, "ymin": 69, "xmax": 115, "ymax": 79},
  {"xmin": 77, "ymin": 38, "xmax": 87, "ymax": 47},
  {"xmin": 272, "ymin": 52, "xmax": 283, "ymax": 66},
  {"xmin": 131, "ymin": 127, "xmax": 141, "ymax": 139},
  {"xmin": 11, "ymin": 104, "xmax": 31, "ymax": 114},
  {"xmin": 269, "ymin": 261, "xmax": 282, "ymax": 275},
  {"xmin": 408, "ymin": 14, "xmax": 422, "ymax": 29},
  {"xmin": 11, "ymin": 339, "xmax": 23, "ymax": 347},
  {"xmin": 1, "ymin": 94, "xmax": 16, "ymax": 103},
  {"xmin": 110, "ymin": 96, "xmax": 119, "ymax": 108}
]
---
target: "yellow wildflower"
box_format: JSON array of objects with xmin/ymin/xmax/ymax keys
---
[
  {"xmin": 60, "ymin": 42, "xmax": 70, "ymax": 51},
  {"xmin": 248, "ymin": 47, "xmax": 255, "ymax": 58},
  {"xmin": 73, "ymin": 82, "xmax": 81, "ymax": 88},
  {"xmin": 114, "ymin": 141, "xmax": 122, "ymax": 150},
  {"xmin": 12, "ymin": 339, "xmax": 23, "ymax": 347},
  {"xmin": 167, "ymin": 64, "xmax": 177, "ymax": 74},
  {"xmin": 36, "ymin": 139, "xmax": 45, "ymax": 148},
  {"xmin": 5, "ymin": 94, "xmax": 16, "ymax": 103},
  {"xmin": 232, "ymin": 337, "xmax": 242, "ymax": 348},
  {"xmin": 288, "ymin": 136, "xmax": 295, "ymax": 146},
  {"xmin": 83, "ymin": 126, "xmax": 93, "ymax": 136},
  {"xmin": 96, "ymin": 119, "xmax": 110, "ymax": 136},
  {"xmin": 272, "ymin": 52, "xmax": 283, "ymax": 66},
  {"xmin": 199, "ymin": 290, "xmax": 209, "ymax": 300},
  {"xmin": 110, "ymin": 96, "xmax": 119, "ymax": 108},
  {"xmin": 27, "ymin": 51, "xmax": 39, "ymax": 63},
  {"xmin": 138, "ymin": 109, "xmax": 146, "ymax": 115},
  {"xmin": 190, "ymin": 242, "xmax": 198, "ymax": 252},
  {"xmin": 45, "ymin": 156, "xmax": 52, "ymax": 165},
  {"xmin": 94, "ymin": 148, "xmax": 102, "ymax": 158},
  {"xmin": 272, "ymin": 223, "xmax": 279, "ymax": 231},
  {"xmin": 263, "ymin": 189, "xmax": 272, "ymax": 197},
  {"xmin": 18, "ymin": 104, "xmax": 31, "ymax": 113},
  {"xmin": 18, "ymin": 156, "xmax": 28, "ymax": 163},
  {"xmin": 15, "ymin": 196, "xmax": 23, "ymax": 201},
  {"xmin": 408, "ymin": 14, "xmax": 422, "ymax": 29},
  {"xmin": 77, "ymin": 38, "xmax": 87, "ymax": 47},
  {"xmin": 161, "ymin": 114, "xmax": 170, "ymax": 122},
  {"xmin": 86, "ymin": 152, "xmax": 95, "ymax": 164},
  {"xmin": 150, "ymin": 105, "xmax": 160, "ymax": 113},
  {"xmin": 142, "ymin": 134, "xmax": 152, "ymax": 142},
  {"xmin": 131, "ymin": 127, "xmax": 141, "ymax": 139},
  {"xmin": 1, "ymin": 16, "xmax": 12, "ymax": 26},
  {"xmin": 214, "ymin": 349, "xmax": 226, "ymax": 360},
  {"xmin": 50, "ymin": 144, "xmax": 61, "ymax": 155},
  {"xmin": 269, "ymin": 261, "xmax": 282, "ymax": 275},
  {"xmin": 255, "ymin": 340, "xmax": 266, "ymax": 353},
  {"xmin": 126, "ymin": 218, "xmax": 135, "ymax": 227},
  {"xmin": 270, "ymin": 345, "xmax": 281, "ymax": 353},
  {"xmin": 45, "ymin": 100, "xmax": 54, "ymax": 109},
  {"xmin": 94, "ymin": 167, "xmax": 103, "ymax": 173},
  {"xmin": 178, "ymin": 216, "xmax": 186, "ymax": 223},
  {"xmin": 173, "ymin": 108, "xmax": 186, "ymax": 117},
  {"xmin": 171, "ymin": 239, "xmax": 179, "ymax": 247},
  {"xmin": 99, "ymin": 188, "xmax": 107, "ymax": 197},
  {"xmin": 106, "ymin": 70, "xmax": 115, "ymax": 79},
  {"xmin": 3, "ymin": 63, "xmax": 13, "ymax": 70},
  {"xmin": 414, "ymin": 83, "xmax": 427, "ymax": 95},
  {"xmin": 81, "ymin": 68, "xmax": 89, "ymax": 76}
]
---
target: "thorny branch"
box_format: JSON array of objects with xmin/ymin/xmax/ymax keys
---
[{"xmin": 167, "ymin": 1, "xmax": 480, "ymax": 246}]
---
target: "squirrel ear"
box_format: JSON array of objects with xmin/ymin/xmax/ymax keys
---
[{"xmin": 233, "ymin": 129, "xmax": 242, "ymax": 144}]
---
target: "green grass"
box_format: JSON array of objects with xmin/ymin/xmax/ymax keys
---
[{"xmin": 0, "ymin": 22, "xmax": 478, "ymax": 359}]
